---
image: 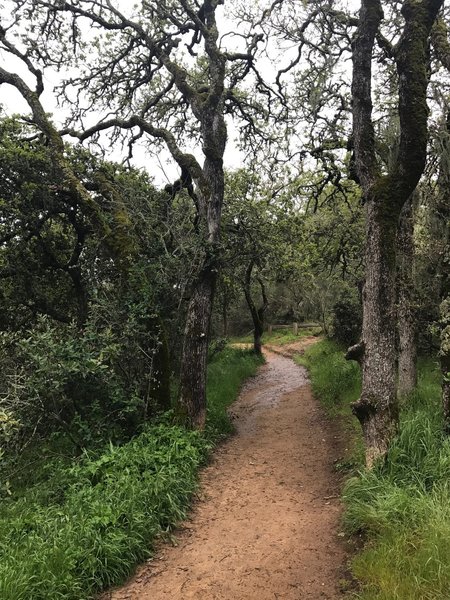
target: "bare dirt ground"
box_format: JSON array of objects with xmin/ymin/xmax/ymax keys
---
[{"xmin": 104, "ymin": 337, "xmax": 350, "ymax": 600}]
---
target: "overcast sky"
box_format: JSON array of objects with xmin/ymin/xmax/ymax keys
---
[{"xmin": 0, "ymin": 1, "xmax": 359, "ymax": 185}]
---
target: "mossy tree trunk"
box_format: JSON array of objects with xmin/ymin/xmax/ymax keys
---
[
  {"xmin": 178, "ymin": 122, "xmax": 226, "ymax": 428},
  {"xmin": 438, "ymin": 178, "xmax": 450, "ymax": 434},
  {"xmin": 178, "ymin": 258, "xmax": 218, "ymax": 428},
  {"xmin": 351, "ymin": 0, "xmax": 443, "ymax": 467},
  {"xmin": 353, "ymin": 197, "xmax": 399, "ymax": 465},
  {"xmin": 145, "ymin": 317, "xmax": 172, "ymax": 415},
  {"xmin": 441, "ymin": 297, "xmax": 450, "ymax": 432},
  {"xmin": 434, "ymin": 109, "xmax": 450, "ymax": 432},
  {"xmin": 397, "ymin": 192, "xmax": 417, "ymax": 398},
  {"xmin": 222, "ymin": 301, "xmax": 229, "ymax": 337},
  {"xmin": 176, "ymin": 1, "xmax": 230, "ymax": 429}
]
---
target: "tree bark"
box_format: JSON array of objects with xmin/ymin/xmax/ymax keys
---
[
  {"xmin": 435, "ymin": 111, "xmax": 450, "ymax": 433},
  {"xmin": 351, "ymin": 0, "xmax": 443, "ymax": 466},
  {"xmin": 175, "ymin": 0, "xmax": 229, "ymax": 428},
  {"xmin": 352, "ymin": 200, "xmax": 399, "ymax": 466},
  {"xmin": 178, "ymin": 261, "xmax": 217, "ymax": 428},
  {"xmin": 178, "ymin": 152, "xmax": 225, "ymax": 427},
  {"xmin": 222, "ymin": 300, "xmax": 229, "ymax": 337},
  {"xmin": 441, "ymin": 297, "xmax": 450, "ymax": 432},
  {"xmin": 397, "ymin": 193, "xmax": 417, "ymax": 397},
  {"xmin": 149, "ymin": 318, "xmax": 172, "ymax": 414}
]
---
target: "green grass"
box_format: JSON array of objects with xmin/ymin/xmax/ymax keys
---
[
  {"xmin": 0, "ymin": 346, "xmax": 263, "ymax": 600},
  {"xmin": 295, "ymin": 339, "xmax": 361, "ymax": 415},
  {"xmin": 300, "ymin": 340, "xmax": 448, "ymax": 599},
  {"xmin": 231, "ymin": 325, "xmax": 322, "ymax": 346},
  {"xmin": 295, "ymin": 339, "xmax": 364, "ymax": 469},
  {"xmin": 344, "ymin": 358, "xmax": 449, "ymax": 600},
  {"xmin": 206, "ymin": 346, "xmax": 264, "ymax": 438}
]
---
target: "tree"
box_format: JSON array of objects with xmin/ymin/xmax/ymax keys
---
[
  {"xmin": 0, "ymin": 115, "xmax": 179, "ymax": 448},
  {"xmin": 396, "ymin": 191, "xmax": 418, "ymax": 397},
  {"xmin": 428, "ymin": 109, "xmax": 450, "ymax": 431},
  {"xmin": 221, "ymin": 169, "xmax": 298, "ymax": 352},
  {"xmin": 2, "ymin": 0, "xmax": 270, "ymax": 428},
  {"xmin": 0, "ymin": 117, "xmax": 89, "ymax": 328},
  {"xmin": 350, "ymin": 0, "xmax": 443, "ymax": 466},
  {"xmin": 427, "ymin": 16, "xmax": 450, "ymax": 431}
]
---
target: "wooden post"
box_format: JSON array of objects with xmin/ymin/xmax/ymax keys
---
[
  {"xmin": 292, "ymin": 322, "xmax": 298, "ymax": 336},
  {"xmin": 268, "ymin": 324, "xmax": 273, "ymax": 334}
]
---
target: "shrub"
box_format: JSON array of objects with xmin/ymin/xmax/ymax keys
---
[
  {"xmin": 331, "ymin": 290, "xmax": 362, "ymax": 346},
  {"xmin": 0, "ymin": 346, "xmax": 263, "ymax": 600},
  {"xmin": 0, "ymin": 299, "xmax": 169, "ymax": 451}
]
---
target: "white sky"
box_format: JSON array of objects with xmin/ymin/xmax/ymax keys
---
[
  {"xmin": 0, "ymin": 0, "xmax": 359, "ymax": 185},
  {"xmin": 0, "ymin": 3, "xmax": 243, "ymax": 183}
]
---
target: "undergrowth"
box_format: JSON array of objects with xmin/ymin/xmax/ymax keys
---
[
  {"xmin": 295, "ymin": 339, "xmax": 363, "ymax": 469},
  {"xmin": 301, "ymin": 340, "xmax": 447, "ymax": 600},
  {"xmin": 0, "ymin": 346, "xmax": 263, "ymax": 600},
  {"xmin": 231, "ymin": 325, "xmax": 321, "ymax": 346}
]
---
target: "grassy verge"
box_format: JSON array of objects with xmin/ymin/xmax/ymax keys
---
[
  {"xmin": 0, "ymin": 347, "xmax": 263, "ymax": 600},
  {"xmin": 295, "ymin": 339, "xmax": 364, "ymax": 469},
  {"xmin": 231, "ymin": 326, "xmax": 322, "ymax": 346},
  {"xmin": 300, "ymin": 340, "xmax": 447, "ymax": 599},
  {"xmin": 345, "ymin": 357, "xmax": 447, "ymax": 600}
]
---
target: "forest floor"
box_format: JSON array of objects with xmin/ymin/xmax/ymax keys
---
[{"xmin": 102, "ymin": 338, "xmax": 351, "ymax": 600}]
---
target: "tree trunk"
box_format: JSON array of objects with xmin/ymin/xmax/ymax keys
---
[
  {"xmin": 178, "ymin": 263, "xmax": 216, "ymax": 429},
  {"xmin": 150, "ymin": 320, "xmax": 172, "ymax": 413},
  {"xmin": 397, "ymin": 193, "xmax": 417, "ymax": 397},
  {"xmin": 223, "ymin": 306, "xmax": 228, "ymax": 337},
  {"xmin": 222, "ymin": 298, "xmax": 229, "ymax": 337},
  {"xmin": 435, "ymin": 111, "xmax": 450, "ymax": 433},
  {"xmin": 352, "ymin": 200, "xmax": 399, "ymax": 468},
  {"xmin": 350, "ymin": 0, "xmax": 443, "ymax": 466},
  {"xmin": 440, "ymin": 239, "xmax": 449, "ymax": 431},
  {"xmin": 178, "ymin": 150, "xmax": 225, "ymax": 427},
  {"xmin": 441, "ymin": 297, "xmax": 450, "ymax": 432},
  {"xmin": 253, "ymin": 324, "xmax": 263, "ymax": 354}
]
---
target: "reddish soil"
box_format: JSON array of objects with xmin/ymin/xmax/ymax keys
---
[{"xmin": 104, "ymin": 338, "xmax": 350, "ymax": 599}]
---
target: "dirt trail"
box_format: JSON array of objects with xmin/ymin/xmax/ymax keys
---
[{"xmin": 105, "ymin": 338, "xmax": 349, "ymax": 599}]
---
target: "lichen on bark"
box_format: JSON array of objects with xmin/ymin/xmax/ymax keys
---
[
  {"xmin": 351, "ymin": 0, "xmax": 443, "ymax": 466},
  {"xmin": 441, "ymin": 297, "xmax": 450, "ymax": 432}
]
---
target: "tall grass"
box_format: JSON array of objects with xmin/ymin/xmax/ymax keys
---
[
  {"xmin": 344, "ymin": 359, "xmax": 449, "ymax": 600},
  {"xmin": 301, "ymin": 341, "xmax": 448, "ymax": 600},
  {"xmin": 0, "ymin": 346, "xmax": 263, "ymax": 600},
  {"xmin": 296, "ymin": 339, "xmax": 361, "ymax": 414},
  {"xmin": 206, "ymin": 347, "xmax": 264, "ymax": 438},
  {"xmin": 296, "ymin": 339, "xmax": 363, "ymax": 468}
]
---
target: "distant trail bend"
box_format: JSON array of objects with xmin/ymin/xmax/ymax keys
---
[{"xmin": 105, "ymin": 338, "xmax": 349, "ymax": 600}]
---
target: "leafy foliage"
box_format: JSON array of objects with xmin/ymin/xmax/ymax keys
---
[
  {"xmin": 0, "ymin": 116, "xmax": 199, "ymax": 455},
  {"xmin": 302, "ymin": 340, "xmax": 450, "ymax": 599},
  {"xmin": 0, "ymin": 293, "xmax": 170, "ymax": 453},
  {"xmin": 331, "ymin": 285, "xmax": 363, "ymax": 346},
  {"xmin": 0, "ymin": 347, "xmax": 262, "ymax": 600}
]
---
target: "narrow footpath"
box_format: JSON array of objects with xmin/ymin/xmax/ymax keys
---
[{"xmin": 106, "ymin": 339, "xmax": 349, "ymax": 599}]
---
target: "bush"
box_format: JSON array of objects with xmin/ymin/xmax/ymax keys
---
[
  {"xmin": 0, "ymin": 317, "xmax": 130, "ymax": 451},
  {"xmin": 0, "ymin": 346, "xmax": 263, "ymax": 600},
  {"xmin": 331, "ymin": 290, "xmax": 362, "ymax": 346},
  {"xmin": 0, "ymin": 295, "xmax": 171, "ymax": 452}
]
